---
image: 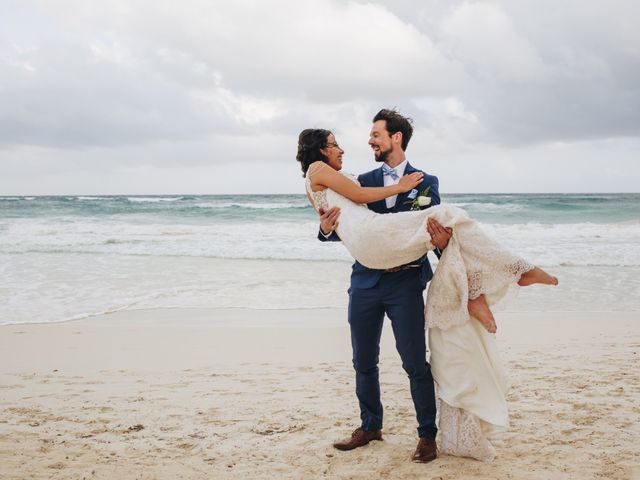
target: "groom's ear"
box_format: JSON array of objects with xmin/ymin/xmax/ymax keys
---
[{"xmin": 392, "ymin": 131, "xmax": 403, "ymax": 147}]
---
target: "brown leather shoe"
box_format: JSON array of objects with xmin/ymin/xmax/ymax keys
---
[
  {"xmin": 333, "ymin": 427, "xmax": 383, "ymax": 451},
  {"xmin": 412, "ymin": 437, "xmax": 437, "ymax": 463}
]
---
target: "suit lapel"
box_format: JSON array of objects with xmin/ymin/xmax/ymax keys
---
[
  {"xmin": 366, "ymin": 163, "xmax": 420, "ymax": 213},
  {"xmin": 370, "ymin": 166, "xmax": 388, "ymax": 212},
  {"xmin": 404, "ymin": 162, "xmax": 417, "ymax": 175},
  {"xmin": 393, "ymin": 162, "xmax": 416, "ymax": 212},
  {"xmin": 373, "ymin": 166, "xmax": 384, "ymax": 187}
]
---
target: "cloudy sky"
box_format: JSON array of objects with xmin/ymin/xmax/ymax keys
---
[{"xmin": 1, "ymin": 0, "xmax": 639, "ymax": 194}]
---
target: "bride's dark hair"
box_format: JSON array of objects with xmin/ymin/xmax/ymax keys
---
[{"xmin": 296, "ymin": 128, "xmax": 332, "ymax": 177}]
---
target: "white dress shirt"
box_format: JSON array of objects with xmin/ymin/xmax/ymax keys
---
[{"xmin": 382, "ymin": 159, "xmax": 408, "ymax": 209}]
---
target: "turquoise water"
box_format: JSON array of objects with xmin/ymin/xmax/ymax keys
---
[
  {"xmin": 1, "ymin": 193, "xmax": 639, "ymax": 325},
  {"xmin": 2, "ymin": 193, "xmax": 639, "ymax": 224},
  {"xmin": 1, "ymin": 193, "xmax": 638, "ymax": 265}
]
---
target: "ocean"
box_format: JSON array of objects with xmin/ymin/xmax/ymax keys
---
[{"xmin": 1, "ymin": 193, "xmax": 639, "ymax": 325}]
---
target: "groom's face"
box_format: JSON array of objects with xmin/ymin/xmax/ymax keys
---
[{"xmin": 369, "ymin": 120, "xmax": 394, "ymax": 163}]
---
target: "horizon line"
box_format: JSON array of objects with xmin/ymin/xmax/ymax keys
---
[{"xmin": 1, "ymin": 191, "xmax": 639, "ymax": 197}]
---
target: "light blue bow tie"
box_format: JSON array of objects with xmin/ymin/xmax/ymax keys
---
[{"xmin": 382, "ymin": 164, "xmax": 399, "ymax": 181}]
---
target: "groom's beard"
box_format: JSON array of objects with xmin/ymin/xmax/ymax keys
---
[{"xmin": 374, "ymin": 147, "xmax": 391, "ymax": 163}]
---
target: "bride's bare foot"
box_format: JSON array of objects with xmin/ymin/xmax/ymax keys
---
[
  {"xmin": 518, "ymin": 266, "xmax": 559, "ymax": 287},
  {"xmin": 468, "ymin": 295, "xmax": 497, "ymax": 333}
]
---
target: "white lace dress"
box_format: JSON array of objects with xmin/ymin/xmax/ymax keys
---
[{"xmin": 307, "ymin": 173, "xmax": 532, "ymax": 462}]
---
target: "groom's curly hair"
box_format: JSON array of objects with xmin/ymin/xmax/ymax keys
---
[
  {"xmin": 296, "ymin": 128, "xmax": 332, "ymax": 177},
  {"xmin": 373, "ymin": 108, "xmax": 414, "ymax": 151}
]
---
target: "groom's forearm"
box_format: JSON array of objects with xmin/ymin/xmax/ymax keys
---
[{"xmin": 317, "ymin": 206, "xmax": 341, "ymax": 242}]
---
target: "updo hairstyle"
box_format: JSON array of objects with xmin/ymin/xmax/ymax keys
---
[{"xmin": 296, "ymin": 128, "xmax": 332, "ymax": 177}]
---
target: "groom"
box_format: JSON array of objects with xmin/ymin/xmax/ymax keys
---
[{"xmin": 318, "ymin": 109, "xmax": 451, "ymax": 462}]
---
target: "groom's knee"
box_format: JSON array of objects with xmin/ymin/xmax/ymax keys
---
[
  {"xmin": 353, "ymin": 360, "xmax": 379, "ymax": 377},
  {"xmin": 401, "ymin": 360, "xmax": 431, "ymax": 380}
]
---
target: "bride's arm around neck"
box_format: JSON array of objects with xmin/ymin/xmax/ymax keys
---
[{"xmin": 307, "ymin": 161, "xmax": 408, "ymax": 204}]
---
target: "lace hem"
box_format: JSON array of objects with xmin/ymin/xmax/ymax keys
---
[
  {"xmin": 426, "ymin": 221, "xmax": 534, "ymax": 331},
  {"xmin": 437, "ymin": 399, "xmax": 498, "ymax": 463},
  {"xmin": 467, "ymin": 260, "xmax": 534, "ymax": 300}
]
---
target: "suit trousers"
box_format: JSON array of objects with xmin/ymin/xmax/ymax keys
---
[{"xmin": 348, "ymin": 268, "xmax": 437, "ymax": 439}]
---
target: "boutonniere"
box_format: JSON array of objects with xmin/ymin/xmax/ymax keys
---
[{"xmin": 404, "ymin": 187, "xmax": 431, "ymax": 210}]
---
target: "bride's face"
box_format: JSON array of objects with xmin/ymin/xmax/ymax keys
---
[{"xmin": 321, "ymin": 134, "xmax": 344, "ymax": 171}]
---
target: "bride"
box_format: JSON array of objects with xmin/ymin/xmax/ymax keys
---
[{"xmin": 299, "ymin": 128, "xmax": 557, "ymax": 462}]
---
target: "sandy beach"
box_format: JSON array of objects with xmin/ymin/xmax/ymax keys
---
[
  {"xmin": 1, "ymin": 308, "xmax": 639, "ymax": 479},
  {"xmin": 3, "ymin": 1, "xmax": 640, "ymax": 478}
]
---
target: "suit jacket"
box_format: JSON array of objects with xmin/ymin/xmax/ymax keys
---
[{"xmin": 318, "ymin": 162, "xmax": 441, "ymax": 290}]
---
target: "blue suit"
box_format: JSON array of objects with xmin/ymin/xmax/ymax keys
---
[{"xmin": 319, "ymin": 162, "xmax": 439, "ymax": 439}]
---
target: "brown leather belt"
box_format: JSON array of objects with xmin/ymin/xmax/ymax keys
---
[{"xmin": 383, "ymin": 263, "xmax": 421, "ymax": 273}]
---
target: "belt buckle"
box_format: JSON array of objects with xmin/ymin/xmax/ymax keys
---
[{"xmin": 384, "ymin": 263, "xmax": 416, "ymax": 273}]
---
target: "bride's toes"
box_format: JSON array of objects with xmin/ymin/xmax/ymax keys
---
[
  {"xmin": 474, "ymin": 314, "xmax": 496, "ymax": 333},
  {"xmin": 478, "ymin": 316, "xmax": 497, "ymax": 334},
  {"xmin": 468, "ymin": 296, "xmax": 497, "ymax": 333}
]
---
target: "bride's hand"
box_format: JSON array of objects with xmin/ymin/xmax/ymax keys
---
[{"xmin": 397, "ymin": 172, "xmax": 423, "ymax": 192}]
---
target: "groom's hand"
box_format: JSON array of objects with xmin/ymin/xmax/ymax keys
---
[
  {"xmin": 319, "ymin": 207, "xmax": 340, "ymax": 235},
  {"xmin": 427, "ymin": 218, "xmax": 452, "ymax": 250}
]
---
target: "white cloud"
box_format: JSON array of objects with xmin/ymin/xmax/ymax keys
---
[
  {"xmin": 441, "ymin": 2, "xmax": 546, "ymax": 82},
  {"xmin": 0, "ymin": 0, "xmax": 638, "ymax": 193}
]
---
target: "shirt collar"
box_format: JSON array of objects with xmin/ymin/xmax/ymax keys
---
[{"xmin": 383, "ymin": 159, "xmax": 408, "ymax": 177}]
